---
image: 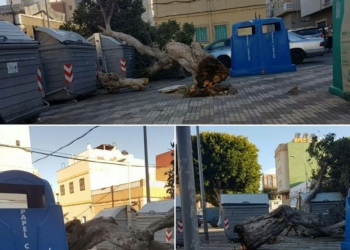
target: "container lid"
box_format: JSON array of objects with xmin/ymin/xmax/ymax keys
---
[
  {"xmin": 221, "ymin": 194, "xmax": 269, "ymax": 205},
  {"xmin": 87, "ymin": 33, "xmax": 129, "ymax": 46},
  {"xmin": 0, "ymin": 21, "xmax": 37, "ymax": 44},
  {"xmin": 137, "ymin": 199, "xmax": 174, "ymax": 214},
  {"xmin": 35, "ymin": 26, "xmax": 92, "ymax": 45},
  {"xmin": 94, "ymin": 205, "xmax": 136, "ymax": 219},
  {"xmin": 300, "ymin": 192, "xmax": 343, "ymax": 202}
]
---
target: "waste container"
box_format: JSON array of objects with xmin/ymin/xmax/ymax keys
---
[
  {"xmin": 221, "ymin": 194, "xmax": 269, "ymax": 241},
  {"xmin": 175, "ymin": 196, "xmax": 183, "ymax": 246},
  {"xmin": 93, "ymin": 205, "xmax": 137, "ymax": 250},
  {"xmin": 299, "ymin": 192, "xmax": 344, "ymax": 237},
  {"xmin": 88, "ymin": 33, "xmax": 135, "ymax": 78},
  {"xmin": 34, "ymin": 27, "xmax": 97, "ymax": 102},
  {"xmin": 136, "ymin": 199, "xmax": 174, "ymax": 244},
  {"xmin": 230, "ymin": 17, "xmax": 296, "ymax": 77},
  {"xmin": 0, "ymin": 21, "xmax": 48, "ymax": 123},
  {"xmin": 0, "ymin": 170, "xmax": 68, "ymax": 249},
  {"xmin": 329, "ymin": 0, "xmax": 350, "ymax": 99}
]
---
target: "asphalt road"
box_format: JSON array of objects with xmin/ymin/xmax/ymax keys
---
[{"xmin": 297, "ymin": 50, "xmax": 333, "ymax": 69}]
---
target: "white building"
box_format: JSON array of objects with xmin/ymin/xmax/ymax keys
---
[
  {"xmin": 0, "ymin": 125, "xmax": 39, "ymax": 175},
  {"xmin": 142, "ymin": 0, "xmax": 154, "ymax": 25}
]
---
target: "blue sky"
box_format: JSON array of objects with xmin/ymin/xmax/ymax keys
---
[
  {"xmin": 29, "ymin": 126, "xmax": 174, "ymax": 191},
  {"xmin": 189, "ymin": 126, "xmax": 350, "ymax": 174}
]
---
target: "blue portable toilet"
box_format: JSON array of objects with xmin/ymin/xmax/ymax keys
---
[
  {"xmin": 230, "ymin": 17, "xmax": 296, "ymax": 77},
  {"xmin": 0, "ymin": 170, "xmax": 68, "ymax": 250}
]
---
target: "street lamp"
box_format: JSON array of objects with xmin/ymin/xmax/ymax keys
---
[
  {"xmin": 122, "ymin": 150, "xmax": 131, "ymax": 205},
  {"xmin": 290, "ymin": 155, "xmax": 309, "ymax": 192}
]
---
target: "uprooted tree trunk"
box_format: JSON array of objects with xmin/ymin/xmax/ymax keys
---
[
  {"xmin": 97, "ymin": 71, "xmax": 149, "ymax": 93},
  {"xmin": 234, "ymin": 161, "xmax": 345, "ymax": 250},
  {"xmin": 66, "ymin": 209, "xmax": 174, "ymax": 250},
  {"xmin": 96, "ymin": 0, "xmax": 229, "ymax": 90},
  {"xmin": 234, "ymin": 205, "xmax": 345, "ymax": 250}
]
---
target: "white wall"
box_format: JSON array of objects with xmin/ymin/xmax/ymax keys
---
[
  {"xmin": 0, "ymin": 126, "xmax": 38, "ymax": 173},
  {"xmin": 300, "ymin": 0, "xmax": 333, "ymax": 17}
]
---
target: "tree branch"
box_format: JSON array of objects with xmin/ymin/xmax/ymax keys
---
[{"xmin": 66, "ymin": 209, "xmax": 174, "ymax": 250}]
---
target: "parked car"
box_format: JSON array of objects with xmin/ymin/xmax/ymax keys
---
[
  {"xmin": 290, "ymin": 27, "xmax": 324, "ymax": 39},
  {"xmin": 288, "ymin": 31, "xmax": 326, "ymax": 63},
  {"xmin": 204, "ymin": 38, "xmax": 232, "ymax": 68},
  {"xmin": 205, "ymin": 31, "xmax": 326, "ymax": 66}
]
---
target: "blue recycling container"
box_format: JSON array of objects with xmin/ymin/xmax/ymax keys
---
[
  {"xmin": 0, "ymin": 170, "xmax": 68, "ymax": 250},
  {"xmin": 230, "ymin": 17, "xmax": 296, "ymax": 77},
  {"xmin": 230, "ymin": 21, "xmax": 261, "ymax": 77}
]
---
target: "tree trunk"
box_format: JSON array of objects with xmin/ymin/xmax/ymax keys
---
[
  {"xmin": 234, "ymin": 205, "xmax": 344, "ymax": 250},
  {"xmin": 97, "ymin": 71, "xmax": 149, "ymax": 93},
  {"xmin": 66, "ymin": 209, "xmax": 174, "ymax": 250}
]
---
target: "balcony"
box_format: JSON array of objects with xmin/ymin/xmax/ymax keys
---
[{"xmin": 273, "ymin": 0, "xmax": 301, "ymax": 17}]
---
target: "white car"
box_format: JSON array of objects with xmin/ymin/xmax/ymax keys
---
[{"xmin": 204, "ymin": 31, "xmax": 326, "ymax": 67}]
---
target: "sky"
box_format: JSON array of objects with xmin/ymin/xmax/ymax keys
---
[
  {"xmin": 188, "ymin": 125, "xmax": 350, "ymax": 174},
  {"xmin": 0, "ymin": 0, "xmax": 5, "ymax": 6},
  {"xmin": 29, "ymin": 126, "xmax": 174, "ymax": 191}
]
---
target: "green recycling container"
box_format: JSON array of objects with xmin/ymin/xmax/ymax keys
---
[{"xmin": 329, "ymin": 0, "xmax": 350, "ymax": 99}]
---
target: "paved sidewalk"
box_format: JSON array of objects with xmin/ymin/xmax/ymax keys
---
[
  {"xmin": 198, "ymin": 235, "xmax": 342, "ymax": 250},
  {"xmin": 37, "ymin": 64, "xmax": 350, "ymax": 124}
]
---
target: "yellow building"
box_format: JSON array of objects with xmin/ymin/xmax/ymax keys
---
[
  {"xmin": 261, "ymin": 174, "xmax": 277, "ymax": 189},
  {"xmin": 153, "ymin": 0, "xmax": 266, "ymax": 45},
  {"xmin": 56, "ymin": 143, "xmax": 170, "ymax": 222},
  {"xmin": 92, "ymin": 179, "xmax": 171, "ymax": 215}
]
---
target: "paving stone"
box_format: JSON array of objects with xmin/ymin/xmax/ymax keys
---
[{"xmin": 36, "ymin": 64, "xmax": 350, "ymax": 124}]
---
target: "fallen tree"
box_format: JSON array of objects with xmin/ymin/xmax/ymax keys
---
[
  {"xmin": 66, "ymin": 208, "xmax": 174, "ymax": 250},
  {"xmin": 234, "ymin": 133, "xmax": 347, "ymax": 250},
  {"xmin": 96, "ymin": 0, "xmax": 229, "ymax": 90},
  {"xmin": 97, "ymin": 71, "xmax": 149, "ymax": 93}
]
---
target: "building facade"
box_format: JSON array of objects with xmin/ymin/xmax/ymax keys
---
[
  {"xmin": 154, "ymin": 0, "xmax": 266, "ymax": 45},
  {"xmin": 155, "ymin": 150, "xmax": 173, "ymax": 181},
  {"xmin": 275, "ymin": 133, "xmax": 317, "ymax": 205},
  {"xmin": 56, "ymin": 144, "xmax": 162, "ymax": 222},
  {"xmin": 0, "ymin": 125, "xmax": 39, "ymax": 175},
  {"xmin": 266, "ymin": 0, "xmax": 332, "ymax": 30},
  {"xmin": 261, "ymin": 174, "xmax": 277, "ymax": 189}
]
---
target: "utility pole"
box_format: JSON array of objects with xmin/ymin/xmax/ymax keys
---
[
  {"xmin": 176, "ymin": 126, "xmax": 200, "ymax": 250},
  {"xmin": 196, "ymin": 126, "xmax": 209, "ymax": 243},
  {"xmin": 143, "ymin": 126, "xmax": 151, "ymax": 203},
  {"xmin": 44, "ymin": 0, "xmax": 50, "ymax": 28}
]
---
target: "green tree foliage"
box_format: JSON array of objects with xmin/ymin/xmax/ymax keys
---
[
  {"xmin": 59, "ymin": 0, "xmax": 152, "ymax": 44},
  {"xmin": 191, "ymin": 132, "xmax": 261, "ymax": 207},
  {"xmin": 307, "ymin": 133, "xmax": 350, "ymax": 198},
  {"xmin": 262, "ymin": 187, "xmax": 278, "ymax": 200},
  {"xmin": 154, "ymin": 20, "xmax": 195, "ymax": 50}
]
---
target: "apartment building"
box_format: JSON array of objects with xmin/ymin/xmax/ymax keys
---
[
  {"xmin": 92, "ymin": 179, "xmax": 170, "ymax": 215},
  {"xmin": 155, "ymin": 150, "xmax": 173, "ymax": 181},
  {"xmin": 153, "ymin": 0, "xmax": 266, "ymax": 45},
  {"xmin": 0, "ymin": 125, "xmax": 39, "ymax": 176},
  {"xmin": 261, "ymin": 173, "xmax": 277, "ymax": 189},
  {"xmin": 266, "ymin": 0, "xmax": 332, "ymax": 29},
  {"xmin": 300, "ymin": 0, "xmax": 333, "ymax": 28},
  {"xmin": 275, "ymin": 133, "xmax": 318, "ymax": 205}
]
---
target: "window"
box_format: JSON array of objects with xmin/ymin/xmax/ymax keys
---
[
  {"xmin": 97, "ymin": 156, "xmax": 105, "ymax": 160},
  {"xmin": 69, "ymin": 5, "xmax": 72, "ymax": 10},
  {"xmin": 69, "ymin": 182, "xmax": 74, "ymax": 194},
  {"xmin": 211, "ymin": 41, "xmax": 225, "ymax": 50},
  {"xmin": 214, "ymin": 25, "xmax": 227, "ymax": 40},
  {"xmin": 238, "ymin": 26, "xmax": 255, "ymax": 36},
  {"xmin": 195, "ymin": 27, "xmax": 208, "ymax": 43},
  {"xmin": 16, "ymin": 140, "xmax": 20, "ymax": 146},
  {"xmin": 60, "ymin": 184, "xmax": 65, "ymax": 196},
  {"xmin": 79, "ymin": 178, "xmax": 85, "ymax": 191}
]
